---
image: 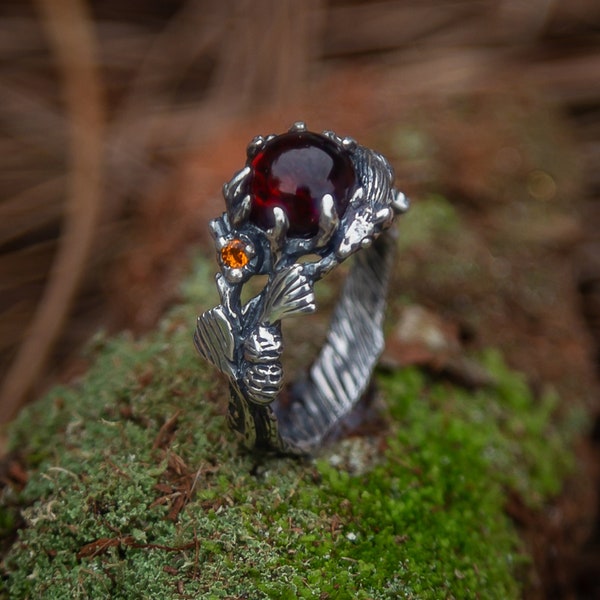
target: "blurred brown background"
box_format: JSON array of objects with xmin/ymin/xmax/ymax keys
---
[
  {"xmin": 1, "ymin": 0, "xmax": 600, "ymax": 595},
  {"xmin": 2, "ymin": 0, "xmax": 600, "ymax": 422}
]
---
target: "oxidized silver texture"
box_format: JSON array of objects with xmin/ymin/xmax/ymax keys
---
[{"xmin": 194, "ymin": 122, "xmax": 409, "ymax": 455}]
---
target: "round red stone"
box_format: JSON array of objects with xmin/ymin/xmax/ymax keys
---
[{"xmin": 247, "ymin": 131, "xmax": 355, "ymax": 238}]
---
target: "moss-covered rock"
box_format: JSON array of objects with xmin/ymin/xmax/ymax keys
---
[{"xmin": 0, "ymin": 244, "xmax": 583, "ymax": 599}]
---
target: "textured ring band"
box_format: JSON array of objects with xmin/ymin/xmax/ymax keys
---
[{"xmin": 194, "ymin": 122, "xmax": 409, "ymax": 455}]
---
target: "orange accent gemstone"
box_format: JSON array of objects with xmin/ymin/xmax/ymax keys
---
[{"xmin": 221, "ymin": 239, "xmax": 249, "ymax": 269}]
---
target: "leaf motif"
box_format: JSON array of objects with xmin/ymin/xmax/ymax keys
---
[
  {"xmin": 353, "ymin": 146, "xmax": 393, "ymax": 209},
  {"xmin": 336, "ymin": 207, "xmax": 376, "ymax": 258},
  {"xmin": 194, "ymin": 306, "xmax": 235, "ymax": 375},
  {"xmin": 262, "ymin": 264, "xmax": 316, "ymax": 323}
]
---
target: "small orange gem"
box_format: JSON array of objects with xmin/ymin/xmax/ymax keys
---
[{"xmin": 221, "ymin": 239, "xmax": 249, "ymax": 269}]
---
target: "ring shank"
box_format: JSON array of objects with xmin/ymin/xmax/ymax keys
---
[{"xmin": 255, "ymin": 230, "xmax": 397, "ymax": 454}]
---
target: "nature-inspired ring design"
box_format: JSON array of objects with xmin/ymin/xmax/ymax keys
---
[{"xmin": 194, "ymin": 122, "xmax": 409, "ymax": 455}]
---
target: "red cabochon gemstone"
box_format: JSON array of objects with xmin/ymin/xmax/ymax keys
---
[{"xmin": 247, "ymin": 131, "xmax": 355, "ymax": 238}]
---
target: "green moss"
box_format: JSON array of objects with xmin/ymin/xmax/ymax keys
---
[
  {"xmin": 396, "ymin": 194, "xmax": 463, "ymax": 252},
  {"xmin": 0, "ymin": 254, "xmax": 581, "ymax": 599}
]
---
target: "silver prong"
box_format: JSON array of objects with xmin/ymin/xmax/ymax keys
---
[
  {"xmin": 341, "ymin": 136, "xmax": 357, "ymax": 151},
  {"xmin": 289, "ymin": 121, "xmax": 307, "ymax": 132},
  {"xmin": 375, "ymin": 206, "xmax": 393, "ymax": 224},
  {"xmin": 314, "ymin": 194, "xmax": 339, "ymax": 247},
  {"xmin": 223, "ymin": 166, "xmax": 251, "ymax": 202},
  {"xmin": 231, "ymin": 194, "xmax": 251, "ymax": 227},
  {"xmin": 227, "ymin": 269, "xmax": 244, "ymax": 283},
  {"xmin": 322, "ymin": 130, "xmax": 336, "ymax": 141},
  {"xmin": 244, "ymin": 243, "xmax": 255, "ymax": 258},
  {"xmin": 272, "ymin": 206, "xmax": 288, "ymax": 231},
  {"xmin": 392, "ymin": 190, "xmax": 410, "ymax": 213},
  {"xmin": 247, "ymin": 136, "xmax": 265, "ymax": 158},
  {"xmin": 267, "ymin": 206, "xmax": 289, "ymax": 253},
  {"xmin": 265, "ymin": 134, "xmax": 277, "ymax": 143}
]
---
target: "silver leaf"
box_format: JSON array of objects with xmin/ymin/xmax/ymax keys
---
[
  {"xmin": 262, "ymin": 264, "xmax": 316, "ymax": 323},
  {"xmin": 194, "ymin": 306, "xmax": 235, "ymax": 375}
]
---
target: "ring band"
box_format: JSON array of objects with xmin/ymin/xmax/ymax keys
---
[{"xmin": 194, "ymin": 122, "xmax": 409, "ymax": 454}]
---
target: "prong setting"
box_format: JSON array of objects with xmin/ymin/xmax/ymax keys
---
[
  {"xmin": 246, "ymin": 135, "xmax": 265, "ymax": 159},
  {"xmin": 266, "ymin": 206, "xmax": 289, "ymax": 262},
  {"xmin": 223, "ymin": 166, "xmax": 250, "ymax": 202},
  {"xmin": 289, "ymin": 121, "xmax": 307, "ymax": 132},
  {"xmin": 231, "ymin": 194, "xmax": 251, "ymax": 227},
  {"xmin": 342, "ymin": 136, "xmax": 357, "ymax": 151},
  {"xmin": 392, "ymin": 190, "xmax": 410, "ymax": 213},
  {"xmin": 314, "ymin": 193, "xmax": 339, "ymax": 248}
]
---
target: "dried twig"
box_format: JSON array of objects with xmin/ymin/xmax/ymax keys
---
[{"xmin": 0, "ymin": 0, "xmax": 105, "ymax": 423}]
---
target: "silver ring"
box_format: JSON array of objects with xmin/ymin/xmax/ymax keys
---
[{"xmin": 194, "ymin": 122, "xmax": 409, "ymax": 455}]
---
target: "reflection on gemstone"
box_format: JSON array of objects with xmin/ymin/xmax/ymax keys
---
[{"xmin": 221, "ymin": 239, "xmax": 249, "ymax": 269}]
